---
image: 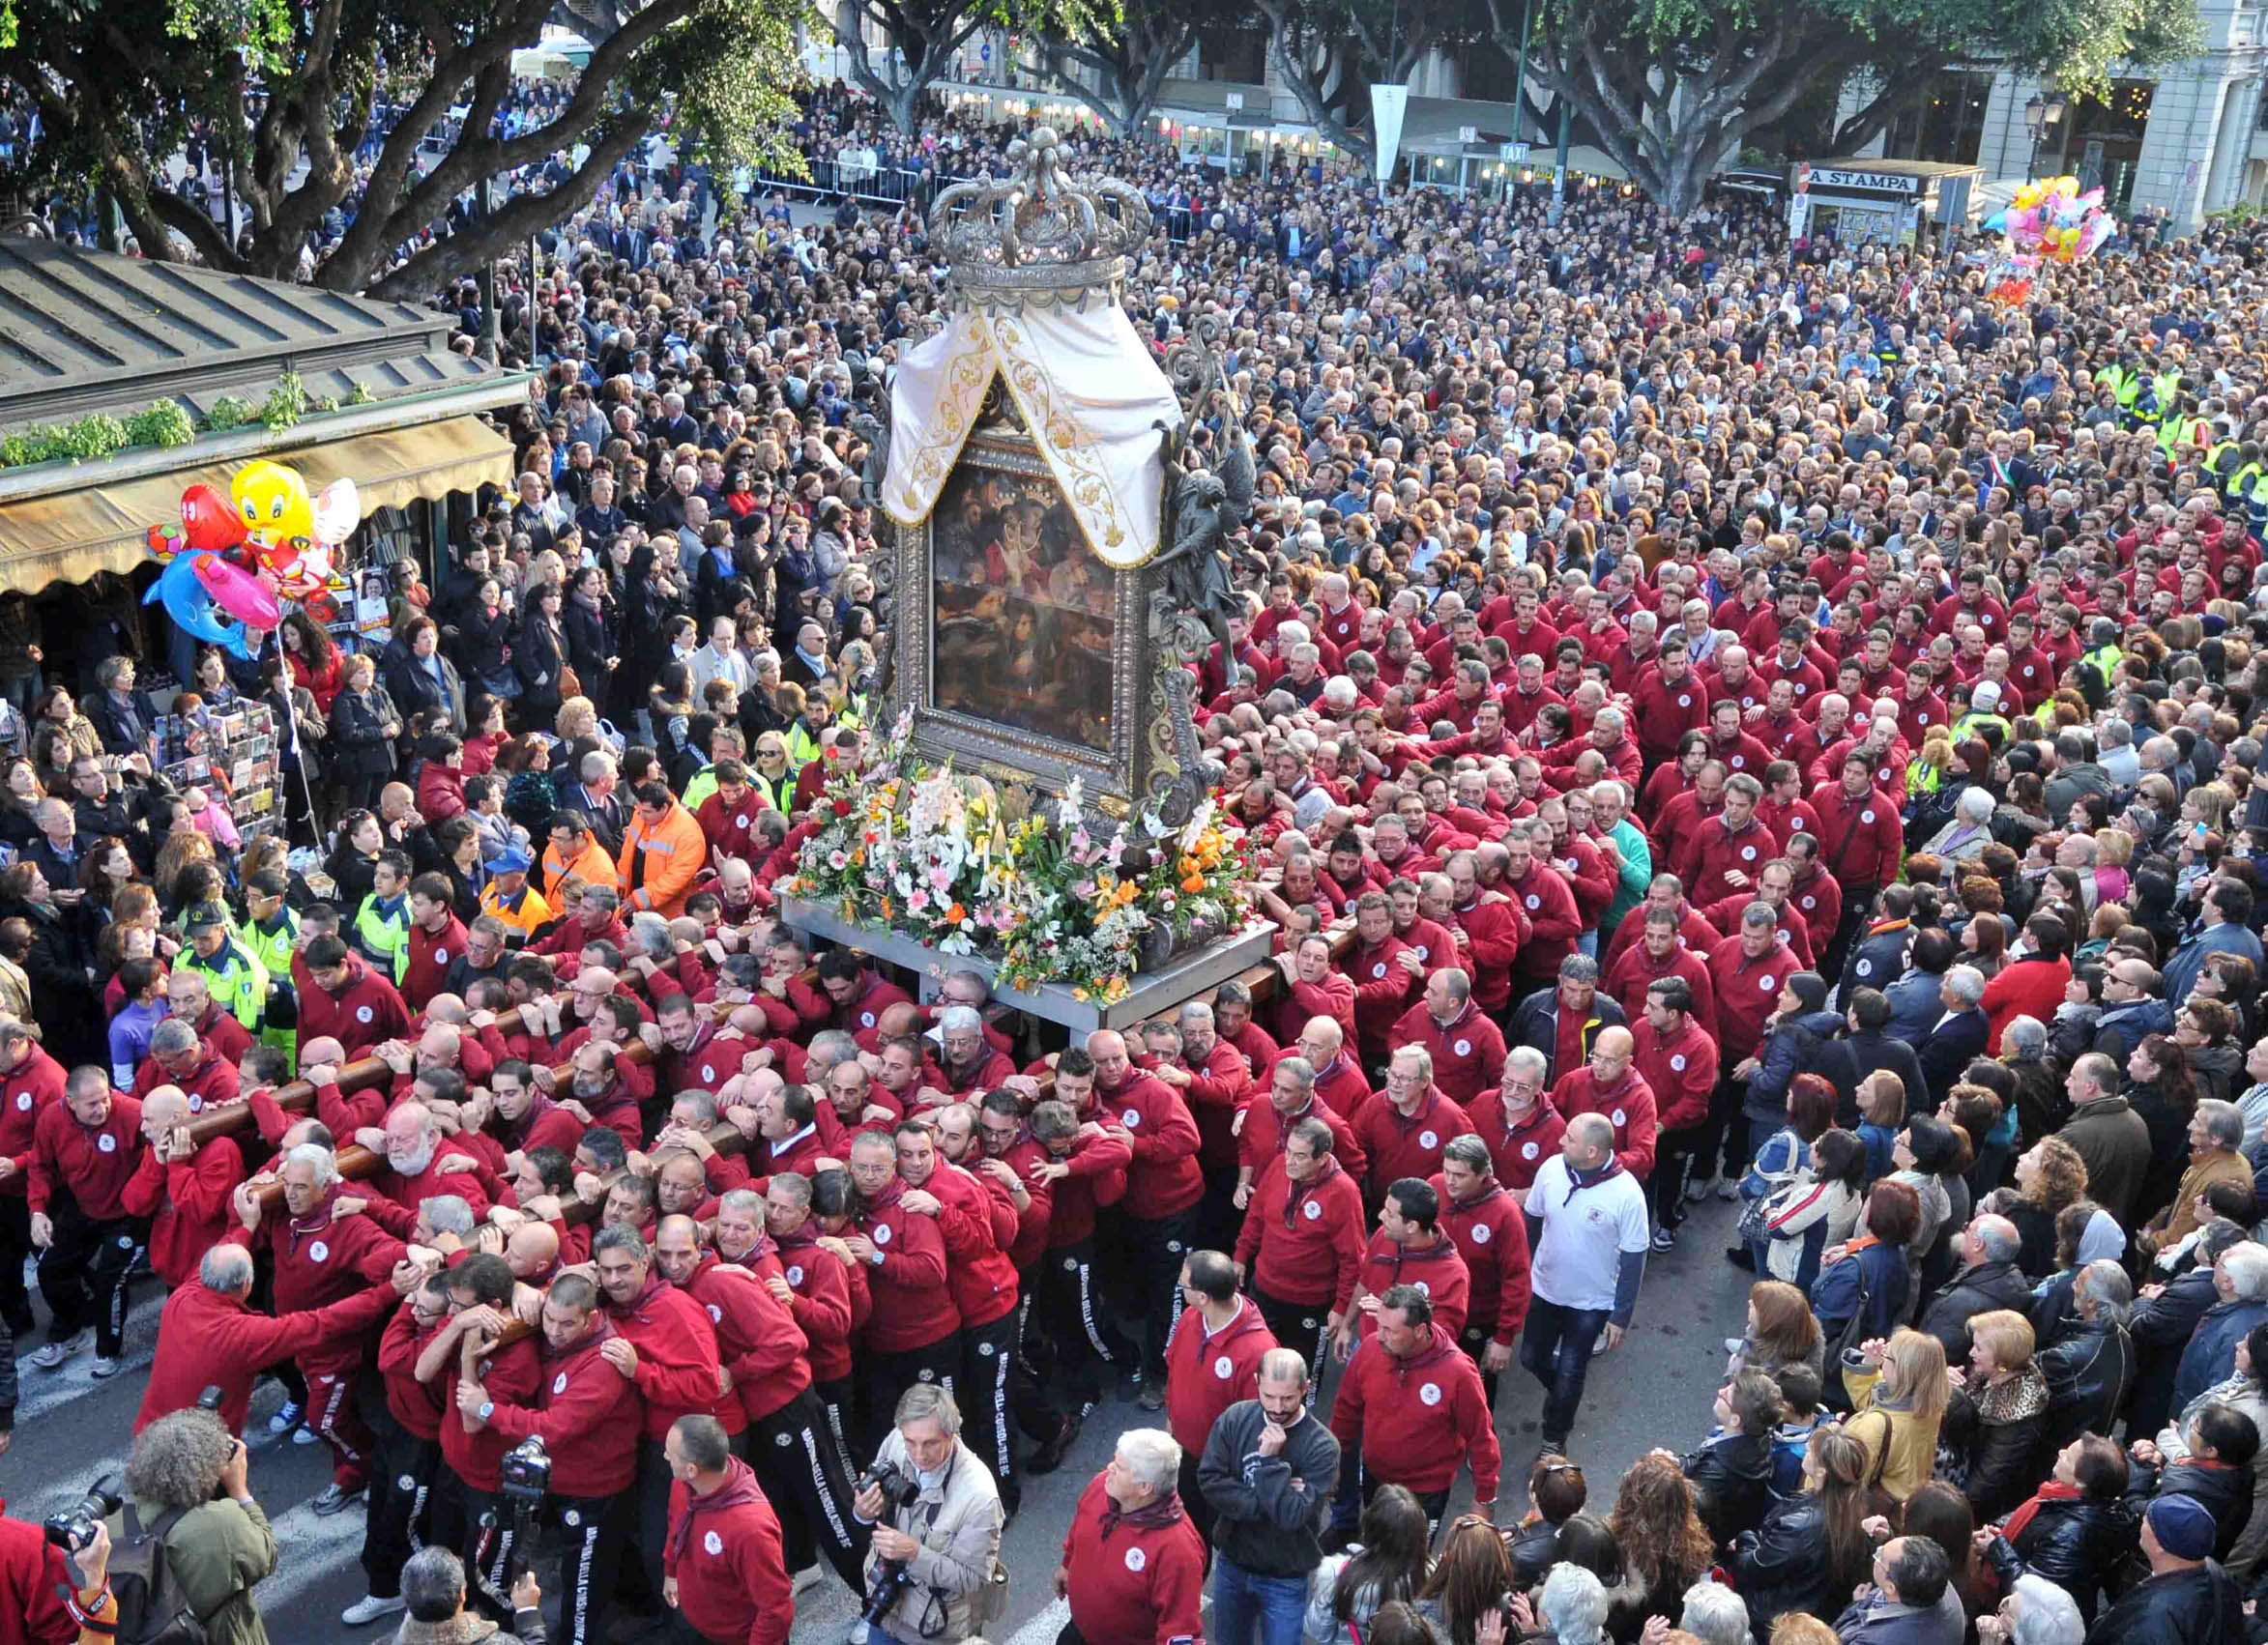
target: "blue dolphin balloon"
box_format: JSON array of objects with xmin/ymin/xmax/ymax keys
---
[{"xmin": 145, "ymin": 551, "xmax": 257, "ymax": 659}]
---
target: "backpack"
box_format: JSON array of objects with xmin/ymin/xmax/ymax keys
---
[{"xmin": 103, "ymin": 1504, "xmax": 208, "ymax": 1645}]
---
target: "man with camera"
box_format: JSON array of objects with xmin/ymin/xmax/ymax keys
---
[
  {"xmin": 662, "ymin": 1412, "xmax": 794, "ymax": 1645},
  {"xmin": 1054, "ymin": 1429, "xmax": 1206, "ymax": 1645},
  {"xmin": 420, "ymin": 1252, "xmax": 544, "ymax": 1607},
  {"xmin": 121, "ymin": 1407, "xmax": 278, "ymax": 1643},
  {"xmin": 22, "ymin": 1065, "xmax": 145, "ymax": 1376},
  {"xmin": 456, "ymin": 1271, "xmax": 641, "ymax": 1645},
  {"xmin": 851, "ymin": 1384, "xmax": 1004, "ymax": 1645}
]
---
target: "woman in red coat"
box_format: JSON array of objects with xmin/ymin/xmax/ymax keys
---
[{"xmin": 1979, "ymin": 913, "xmax": 2073, "ymax": 1054}]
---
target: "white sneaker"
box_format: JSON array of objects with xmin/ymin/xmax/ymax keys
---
[
  {"xmin": 293, "ymin": 1426, "xmax": 320, "ymax": 1446},
  {"xmin": 792, "ymin": 1565, "xmax": 825, "ymax": 1596},
  {"xmin": 341, "ymin": 1595, "xmax": 406, "ymax": 1627},
  {"xmin": 1683, "ymin": 1173, "xmax": 1718, "ymax": 1203},
  {"xmin": 268, "ymin": 1400, "xmax": 305, "ymax": 1435},
  {"xmin": 28, "ymin": 1329, "xmax": 90, "ymax": 1371},
  {"xmin": 90, "ymin": 1356, "xmax": 123, "ymax": 1379},
  {"xmin": 1716, "ymin": 1177, "xmax": 1741, "ymax": 1201}
]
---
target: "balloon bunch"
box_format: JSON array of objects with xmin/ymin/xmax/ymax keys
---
[
  {"xmin": 144, "ymin": 461, "xmax": 358, "ymax": 656},
  {"xmin": 2002, "ymin": 175, "xmax": 2116, "ymax": 266}
]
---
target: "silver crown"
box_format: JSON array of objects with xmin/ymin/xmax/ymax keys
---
[{"xmin": 928, "ymin": 127, "xmax": 1151, "ymax": 309}]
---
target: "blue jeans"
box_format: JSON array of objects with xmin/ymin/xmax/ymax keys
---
[
  {"xmin": 1519, "ymin": 1296, "xmax": 1612, "ymax": 1444},
  {"xmin": 1212, "ymin": 1554, "xmax": 1311, "ymax": 1645}
]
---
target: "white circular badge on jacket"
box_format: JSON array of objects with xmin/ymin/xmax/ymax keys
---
[
  {"xmin": 1419, "ymin": 1382, "xmax": 1442, "ymax": 1406},
  {"xmin": 1121, "ymin": 1109, "xmax": 1142, "ymax": 1129},
  {"xmin": 874, "ymin": 1223, "xmax": 892, "ymax": 1246},
  {"xmin": 705, "ymin": 1531, "xmax": 724, "ymax": 1556},
  {"xmin": 554, "ymin": 1371, "xmax": 569, "ymax": 1395},
  {"xmin": 97, "ymin": 1134, "xmax": 115, "ymax": 1153},
  {"xmin": 1125, "ymin": 1547, "xmax": 1147, "ymax": 1573},
  {"xmin": 1473, "ymin": 1223, "xmax": 1491, "ymax": 1244},
  {"xmin": 1303, "ymin": 1200, "xmax": 1322, "ymax": 1221},
  {"xmin": 1453, "ymin": 1039, "xmax": 1471, "ymax": 1057},
  {"xmin": 1215, "ymin": 1355, "xmax": 1235, "ymax": 1379},
  {"xmin": 787, "ymin": 1265, "xmax": 804, "ymax": 1285},
  {"xmin": 309, "ymin": 1241, "xmax": 330, "ymax": 1263},
  {"xmin": 1419, "ymin": 1130, "xmax": 1439, "ymax": 1149}
]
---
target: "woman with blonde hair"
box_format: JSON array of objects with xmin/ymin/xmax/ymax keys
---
[
  {"xmin": 553, "ymin": 695, "xmax": 601, "ymax": 747},
  {"xmin": 1602, "ymin": 1453, "xmax": 1715, "ymax": 1637},
  {"xmin": 1844, "ymin": 1328, "xmax": 1951, "ymax": 1504},
  {"xmin": 1945, "ymin": 1309, "xmax": 2050, "ymax": 1520}
]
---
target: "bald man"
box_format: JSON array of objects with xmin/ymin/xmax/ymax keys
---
[
  {"xmin": 123, "ymin": 1084, "xmax": 245, "ymax": 1287},
  {"xmin": 1542, "ymin": 1025, "xmax": 1659, "ymax": 1180},
  {"xmin": 504, "ymin": 1222, "xmax": 561, "ymax": 1286}
]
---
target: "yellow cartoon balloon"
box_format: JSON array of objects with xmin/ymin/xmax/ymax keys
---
[{"xmin": 231, "ymin": 460, "xmax": 313, "ymax": 545}]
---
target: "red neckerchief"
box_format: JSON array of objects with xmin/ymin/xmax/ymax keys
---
[
  {"xmin": 667, "ymin": 1457, "xmax": 766, "ymax": 1562},
  {"xmin": 2000, "ymin": 1479, "xmax": 2080, "ymax": 1545},
  {"xmin": 1099, "ymin": 1489, "xmax": 1187, "ymax": 1538}
]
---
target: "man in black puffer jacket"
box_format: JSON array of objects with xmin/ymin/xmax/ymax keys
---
[
  {"xmin": 2087, "ymin": 1493, "xmax": 2246, "ymax": 1643},
  {"xmin": 2035, "ymin": 1259, "xmax": 2136, "ymax": 1455}
]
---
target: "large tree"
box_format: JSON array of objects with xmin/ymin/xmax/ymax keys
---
[
  {"xmin": 1488, "ymin": 0, "xmax": 2198, "ymax": 216},
  {"xmin": 1032, "ymin": 0, "xmax": 1222, "ymax": 139},
  {"xmin": 0, "ymin": 0, "xmax": 806, "ymax": 296},
  {"xmin": 1249, "ymin": 0, "xmax": 1485, "ymax": 171},
  {"xmin": 826, "ymin": 0, "xmax": 1115, "ymax": 132}
]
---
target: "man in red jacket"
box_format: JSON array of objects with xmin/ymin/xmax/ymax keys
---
[
  {"xmin": 297, "ymin": 934, "xmax": 413, "ymax": 1059},
  {"xmin": 593, "ymin": 1224, "xmax": 728, "ymax": 1610},
  {"xmin": 663, "ymin": 1412, "xmax": 795, "ymax": 1645},
  {"xmin": 1632, "ymin": 977, "xmax": 1721, "ymax": 1252},
  {"xmin": 136, "ymin": 1238, "xmax": 398, "ymax": 1436},
  {"xmin": 120, "ymin": 1085, "xmax": 240, "ymax": 1289},
  {"xmin": 843, "ymin": 1129, "xmax": 960, "ymax": 1453},
  {"xmin": 458, "ymin": 1269, "xmax": 641, "ymax": 1645},
  {"xmin": 23, "ymin": 1067, "xmax": 143, "ymax": 1374},
  {"xmin": 1810, "ymin": 750, "xmax": 1907, "ymax": 981},
  {"xmin": 1056, "ymin": 1430, "xmax": 1207, "ymax": 1645},
  {"xmin": 402, "ymin": 874, "xmax": 470, "ymax": 1011},
  {"xmin": 1089, "ymin": 1029, "xmax": 1204, "ymax": 1398},
  {"xmin": 1327, "ymin": 1284, "xmax": 1499, "ymax": 1534},
  {"xmin": 1548, "ymin": 1026, "xmax": 1659, "ymax": 1181},
  {"xmin": 1339, "ymin": 1176, "xmax": 1472, "ymax": 1354},
  {"xmin": 1161, "ymin": 1249, "xmax": 1275, "ymax": 1546},
  {"xmin": 1352, "ymin": 1045, "xmax": 1476, "ymax": 1203},
  {"xmin": 654, "ymin": 1216, "xmax": 867, "ymax": 1590},
  {"xmin": 1434, "ymin": 1137, "xmax": 1531, "ymax": 1407},
  {"xmin": 0, "ymin": 1021, "xmax": 64, "ymax": 1337},
  {"xmin": 130, "ymin": 1019, "xmax": 240, "ymax": 1114},
  {"xmin": 1386, "ymin": 967, "xmax": 1507, "ymax": 1109},
  {"xmin": 1233, "ymin": 1116, "xmax": 1365, "ymax": 1385}
]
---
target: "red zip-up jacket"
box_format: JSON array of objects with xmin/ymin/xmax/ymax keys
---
[
  {"xmin": 856, "ymin": 1184, "xmax": 959, "ymax": 1352},
  {"xmin": 0, "ymin": 1044, "xmax": 65, "ymax": 1197},
  {"xmin": 1548, "ymin": 1066, "xmax": 1658, "ymax": 1181},
  {"xmin": 1634, "ymin": 1018, "xmax": 1720, "ymax": 1135},
  {"xmin": 605, "ymin": 1275, "xmax": 724, "ymax": 1440},
  {"xmin": 1629, "ymin": 667, "xmax": 1713, "ymax": 762},
  {"xmin": 1097, "ymin": 1071, "xmax": 1203, "ymax": 1219},
  {"xmin": 1162, "ymin": 1297, "xmax": 1276, "ymax": 1457},
  {"xmin": 120, "ymin": 1134, "xmax": 243, "ymax": 1286},
  {"xmin": 1060, "ymin": 1471, "xmax": 1207, "ymax": 1645},
  {"xmin": 1037, "ymin": 1130, "xmax": 1130, "ymax": 1248},
  {"xmin": 136, "ymin": 1276, "xmax": 395, "ymax": 1435},
  {"xmin": 27, "ymin": 1092, "xmax": 141, "ymax": 1220},
  {"xmin": 1674, "ymin": 815, "xmax": 1783, "ymax": 912},
  {"xmin": 1272, "ymin": 970, "xmax": 1356, "ymax": 1049},
  {"xmin": 445, "ymin": 1333, "xmax": 543, "ymax": 1491},
  {"xmin": 1158, "ymin": 1041, "xmax": 1251, "ymax": 1170},
  {"xmin": 1344, "ymin": 936, "xmax": 1419, "ymax": 1052},
  {"xmin": 1353, "ymin": 1230, "xmax": 1470, "ymax": 1342},
  {"xmin": 403, "ymin": 915, "xmax": 469, "ymax": 1010},
  {"xmin": 1278, "ymin": 1052, "xmax": 1372, "ymax": 1121},
  {"xmin": 1236, "ymin": 1092, "xmax": 1367, "ymax": 1181},
  {"xmin": 377, "ymin": 1297, "xmax": 449, "ymax": 1440},
  {"xmin": 917, "ymin": 1161, "xmax": 1020, "ymax": 1329},
  {"xmin": 1385, "ymin": 1001, "xmax": 1506, "ymax": 1108},
  {"xmin": 1350, "ymin": 1086, "xmax": 1475, "ymax": 1198},
  {"xmin": 1604, "ymin": 938, "xmax": 1721, "ymax": 1043},
  {"xmin": 1441, "ymin": 890, "xmax": 1525, "ymax": 1012},
  {"xmin": 1431, "ymin": 1175, "xmax": 1531, "ymax": 1343},
  {"xmin": 666, "ymin": 1459, "xmax": 794, "ymax": 1645},
  {"xmin": 1807, "ymin": 781, "xmax": 1905, "ymax": 888},
  {"xmin": 788, "ymin": 971, "xmax": 913, "ymax": 1035},
  {"xmin": 229, "ymin": 1189, "xmax": 406, "ymax": 1371},
  {"xmin": 1501, "ymin": 862, "xmax": 1580, "ymax": 982},
  {"xmin": 1235, "ymin": 1155, "xmax": 1365, "ymax": 1311},
  {"xmin": 774, "ymin": 1226, "xmax": 860, "ymax": 1382},
  {"xmin": 1468, "ymin": 1099, "xmax": 1566, "ymax": 1196},
  {"xmin": 1329, "ymin": 1322, "xmax": 1500, "ymax": 1501},
  {"xmin": 130, "ymin": 1045, "xmax": 238, "ymax": 1114},
  {"xmin": 1707, "ymin": 934, "xmax": 1804, "ymax": 1063},
  {"xmin": 683, "ymin": 1252, "xmax": 809, "ymax": 1427},
  {"xmin": 294, "ymin": 951, "xmax": 411, "ymax": 1058},
  {"xmin": 486, "ymin": 1316, "xmax": 643, "ymax": 1496}
]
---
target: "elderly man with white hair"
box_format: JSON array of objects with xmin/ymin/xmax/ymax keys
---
[
  {"xmin": 1917, "ymin": 962, "xmax": 1991, "ymax": 1106},
  {"xmin": 228, "ymin": 1141, "xmax": 410, "ymax": 1514},
  {"xmin": 1056, "ymin": 1428, "xmax": 1207, "ymax": 1645},
  {"xmin": 1977, "ymin": 1572, "xmax": 2084, "ymax": 1645}
]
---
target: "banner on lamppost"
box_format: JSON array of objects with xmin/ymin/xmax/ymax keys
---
[{"xmin": 1371, "ymin": 84, "xmax": 1410, "ymax": 187}]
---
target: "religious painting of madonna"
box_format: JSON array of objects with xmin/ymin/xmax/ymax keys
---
[{"xmin": 929, "ymin": 456, "xmax": 1117, "ymax": 755}]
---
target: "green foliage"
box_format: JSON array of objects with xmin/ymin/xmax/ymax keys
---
[
  {"xmin": 258, "ymin": 369, "xmax": 304, "ymax": 433},
  {"xmin": 122, "ymin": 399, "xmax": 197, "ymax": 450},
  {"xmin": 204, "ymin": 395, "xmax": 255, "ymax": 433}
]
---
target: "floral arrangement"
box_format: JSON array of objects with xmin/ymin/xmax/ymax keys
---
[{"xmin": 786, "ymin": 713, "xmax": 1254, "ymax": 1003}]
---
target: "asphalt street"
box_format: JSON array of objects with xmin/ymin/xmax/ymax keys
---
[{"xmin": 0, "ymin": 1195, "xmax": 1753, "ymax": 1643}]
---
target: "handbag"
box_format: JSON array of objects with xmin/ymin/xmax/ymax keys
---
[{"xmin": 559, "ymin": 663, "xmax": 584, "ymax": 702}]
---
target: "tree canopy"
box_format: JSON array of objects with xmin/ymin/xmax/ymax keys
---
[
  {"xmin": 827, "ymin": 0, "xmax": 1120, "ymax": 132},
  {"xmin": 0, "ymin": 0, "xmax": 803, "ymax": 296}
]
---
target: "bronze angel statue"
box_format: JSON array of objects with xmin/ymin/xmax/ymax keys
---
[{"xmin": 1151, "ymin": 368, "xmax": 1253, "ymax": 658}]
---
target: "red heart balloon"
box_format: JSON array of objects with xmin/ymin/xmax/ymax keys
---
[{"xmin": 178, "ymin": 484, "xmax": 241, "ymax": 555}]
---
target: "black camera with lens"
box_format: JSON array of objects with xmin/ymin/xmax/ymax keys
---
[
  {"xmin": 44, "ymin": 1480, "xmax": 122, "ymax": 1554},
  {"xmin": 856, "ymin": 1461, "xmax": 925, "ymax": 1627},
  {"xmin": 499, "ymin": 1436, "xmax": 551, "ymax": 1506}
]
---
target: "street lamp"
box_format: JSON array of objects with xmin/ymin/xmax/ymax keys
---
[{"xmin": 2022, "ymin": 91, "xmax": 2067, "ymax": 183}]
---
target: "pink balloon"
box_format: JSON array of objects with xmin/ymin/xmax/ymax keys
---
[{"xmin": 191, "ymin": 553, "xmax": 280, "ymax": 631}]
